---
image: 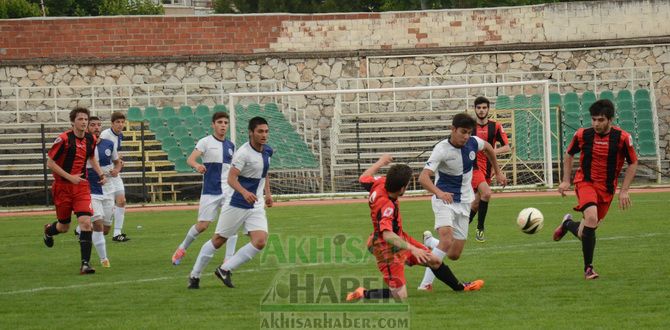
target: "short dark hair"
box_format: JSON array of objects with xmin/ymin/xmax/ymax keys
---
[
  {"xmin": 385, "ymin": 164, "xmax": 413, "ymax": 193},
  {"xmin": 212, "ymin": 111, "xmax": 229, "ymax": 123},
  {"xmin": 69, "ymin": 107, "xmax": 90, "ymax": 122},
  {"xmin": 474, "ymin": 96, "xmax": 490, "ymax": 107},
  {"xmin": 248, "ymin": 116, "xmax": 268, "ymax": 131},
  {"xmin": 111, "ymin": 111, "xmax": 126, "ymax": 122},
  {"xmin": 452, "ymin": 112, "xmax": 476, "ymax": 130},
  {"xmin": 89, "ymin": 116, "xmax": 101, "ymax": 122},
  {"xmin": 589, "ymin": 99, "xmax": 615, "ymax": 120}
]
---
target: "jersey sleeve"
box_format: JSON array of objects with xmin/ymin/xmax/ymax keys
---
[
  {"xmin": 622, "ymin": 132, "xmax": 638, "ymax": 164},
  {"xmin": 111, "ymin": 141, "xmax": 120, "ymax": 161},
  {"xmin": 567, "ymin": 130, "xmax": 581, "ymax": 155},
  {"xmin": 377, "ymin": 201, "xmax": 396, "ymax": 233},
  {"xmin": 89, "ymin": 135, "xmax": 97, "ymax": 159},
  {"xmin": 359, "ymin": 175, "xmax": 376, "ymax": 192},
  {"xmin": 424, "ymin": 144, "xmax": 444, "ymax": 173},
  {"xmin": 47, "ymin": 134, "xmax": 66, "ymax": 161},
  {"xmin": 473, "ymin": 136, "xmax": 485, "ymax": 151},
  {"xmin": 496, "ymin": 123, "xmax": 509, "ymax": 146},
  {"xmin": 195, "ymin": 137, "xmax": 207, "ymax": 153},
  {"xmin": 231, "ymin": 148, "xmax": 247, "ymax": 171}
]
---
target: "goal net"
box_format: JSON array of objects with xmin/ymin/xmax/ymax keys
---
[{"xmin": 227, "ymin": 80, "xmax": 554, "ymax": 197}]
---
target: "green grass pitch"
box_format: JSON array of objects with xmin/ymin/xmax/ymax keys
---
[{"xmin": 1, "ymin": 192, "xmax": 669, "ymax": 329}]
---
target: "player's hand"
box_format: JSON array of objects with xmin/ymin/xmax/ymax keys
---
[
  {"xmin": 98, "ymin": 175, "xmax": 107, "ymax": 185},
  {"xmin": 194, "ymin": 164, "xmax": 206, "ymax": 174},
  {"xmin": 496, "ymin": 171, "xmax": 507, "ymax": 188},
  {"xmin": 265, "ymin": 195, "xmax": 273, "ymax": 208},
  {"xmin": 437, "ymin": 191, "xmax": 453, "ymax": 204},
  {"xmin": 619, "ymin": 189, "xmax": 632, "ymax": 210},
  {"xmin": 410, "ymin": 246, "xmax": 431, "ymax": 265},
  {"xmin": 68, "ymin": 175, "xmax": 86, "ymax": 185},
  {"xmin": 242, "ymin": 190, "xmax": 258, "ymax": 205},
  {"xmin": 558, "ymin": 181, "xmax": 571, "ymax": 197},
  {"xmin": 109, "ymin": 169, "xmax": 119, "ymax": 177},
  {"xmin": 377, "ymin": 154, "xmax": 393, "ymax": 166}
]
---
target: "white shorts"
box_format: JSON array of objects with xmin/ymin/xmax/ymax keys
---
[
  {"xmin": 107, "ymin": 175, "xmax": 125, "ymax": 196},
  {"xmin": 92, "ymin": 197, "xmax": 114, "ymax": 226},
  {"xmin": 197, "ymin": 194, "xmax": 228, "ymax": 222},
  {"xmin": 214, "ymin": 205, "xmax": 268, "ymax": 238},
  {"xmin": 431, "ymin": 197, "xmax": 471, "ymax": 241}
]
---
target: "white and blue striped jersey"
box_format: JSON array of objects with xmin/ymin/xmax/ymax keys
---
[
  {"xmin": 424, "ymin": 136, "xmax": 485, "ymax": 204},
  {"xmin": 195, "ymin": 135, "xmax": 235, "ymax": 195},
  {"xmin": 227, "ymin": 142, "xmax": 273, "ymax": 210},
  {"xmin": 86, "ymin": 139, "xmax": 118, "ymax": 199},
  {"xmin": 100, "ymin": 128, "xmax": 123, "ymax": 153}
]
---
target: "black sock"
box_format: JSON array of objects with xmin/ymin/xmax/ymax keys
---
[
  {"xmin": 581, "ymin": 226, "xmax": 596, "ymax": 270},
  {"xmin": 431, "ymin": 263, "xmax": 463, "ymax": 291},
  {"xmin": 363, "ymin": 289, "xmax": 391, "ymax": 299},
  {"xmin": 46, "ymin": 221, "xmax": 60, "ymax": 236},
  {"xmin": 564, "ymin": 220, "xmax": 580, "ymax": 237},
  {"xmin": 477, "ymin": 200, "xmax": 489, "ymax": 231},
  {"xmin": 469, "ymin": 209, "xmax": 477, "ymax": 224},
  {"xmin": 79, "ymin": 231, "xmax": 93, "ymax": 264}
]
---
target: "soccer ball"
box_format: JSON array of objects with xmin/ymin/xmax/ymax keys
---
[{"xmin": 517, "ymin": 207, "xmax": 544, "ymax": 234}]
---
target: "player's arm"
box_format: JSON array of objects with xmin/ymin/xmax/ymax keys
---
[
  {"xmin": 187, "ymin": 149, "xmax": 206, "ymax": 174},
  {"xmin": 482, "ymin": 141, "xmax": 507, "ymax": 187},
  {"xmin": 360, "ymin": 154, "xmax": 393, "ymax": 180},
  {"xmin": 108, "ymin": 142, "xmax": 123, "ymax": 177},
  {"xmin": 227, "ymin": 166, "xmax": 257, "ymax": 205},
  {"xmin": 47, "ymin": 158, "xmax": 83, "ymax": 184},
  {"xmin": 264, "ymin": 175, "xmax": 273, "ymax": 207},
  {"xmin": 495, "ymin": 144, "xmax": 511, "ymax": 155},
  {"xmin": 419, "ymin": 168, "xmax": 453, "ymax": 204},
  {"xmin": 495, "ymin": 125, "xmax": 511, "ymax": 155},
  {"xmin": 558, "ymin": 153, "xmax": 574, "ymax": 197},
  {"xmin": 88, "ymin": 153, "xmax": 107, "ymax": 185},
  {"xmin": 382, "ymin": 231, "xmax": 430, "ymax": 264},
  {"xmin": 619, "ymin": 135, "xmax": 639, "ymax": 210}
]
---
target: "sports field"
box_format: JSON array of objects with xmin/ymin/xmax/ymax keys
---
[{"xmin": 1, "ymin": 191, "xmax": 669, "ymax": 329}]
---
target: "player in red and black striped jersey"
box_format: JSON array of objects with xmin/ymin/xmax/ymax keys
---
[
  {"xmin": 470, "ymin": 97, "xmax": 510, "ymax": 242},
  {"xmin": 346, "ymin": 155, "xmax": 483, "ymax": 301},
  {"xmin": 42, "ymin": 107, "xmax": 108, "ymax": 275},
  {"xmin": 554, "ymin": 99, "xmax": 638, "ymax": 280}
]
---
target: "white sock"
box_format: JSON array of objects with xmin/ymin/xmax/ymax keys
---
[
  {"xmin": 224, "ymin": 235, "xmax": 238, "ymax": 261},
  {"xmin": 113, "ymin": 207, "xmax": 125, "ymax": 237},
  {"xmin": 420, "ymin": 247, "xmax": 447, "ymax": 287},
  {"xmin": 75, "ymin": 225, "xmax": 81, "ymax": 235},
  {"xmin": 92, "ymin": 231, "xmax": 107, "ymax": 260},
  {"xmin": 179, "ymin": 225, "xmax": 200, "ymax": 250},
  {"xmin": 425, "ymin": 236, "xmax": 439, "ymax": 249},
  {"xmin": 221, "ymin": 242, "xmax": 260, "ymax": 272},
  {"xmin": 190, "ymin": 240, "xmax": 218, "ymax": 278}
]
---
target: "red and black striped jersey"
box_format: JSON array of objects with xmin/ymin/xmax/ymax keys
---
[
  {"xmin": 567, "ymin": 127, "xmax": 638, "ymax": 194},
  {"xmin": 360, "ymin": 176, "xmax": 405, "ymax": 250},
  {"xmin": 474, "ymin": 120, "xmax": 509, "ymax": 178},
  {"xmin": 48, "ymin": 130, "xmax": 96, "ymax": 183}
]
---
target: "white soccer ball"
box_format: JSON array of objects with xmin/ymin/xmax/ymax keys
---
[{"xmin": 517, "ymin": 207, "xmax": 544, "ymax": 234}]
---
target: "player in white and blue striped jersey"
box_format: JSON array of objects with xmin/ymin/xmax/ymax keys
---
[
  {"xmin": 100, "ymin": 112, "xmax": 129, "ymax": 242},
  {"xmin": 189, "ymin": 116, "xmax": 273, "ymax": 289},
  {"xmin": 417, "ymin": 113, "xmax": 507, "ymax": 291},
  {"xmin": 172, "ymin": 111, "xmax": 238, "ymax": 265}
]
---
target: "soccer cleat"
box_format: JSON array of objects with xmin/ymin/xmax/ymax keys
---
[
  {"xmin": 423, "ymin": 230, "xmax": 434, "ymax": 248},
  {"xmin": 100, "ymin": 258, "xmax": 110, "ymax": 268},
  {"xmin": 43, "ymin": 223, "xmax": 54, "ymax": 248},
  {"xmin": 553, "ymin": 214, "xmax": 572, "ymax": 241},
  {"xmin": 584, "ymin": 266, "xmax": 599, "ymax": 280},
  {"xmin": 80, "ymin": 262, "xmax": 96, "ymax": 275},
  {"xmin": 462, "ymin": 279, "xmax": 484, "ymax": 291},
  {"xmin": 172, "ymin": 247, "xmax": 186, "ymax": 265},
  {"xmin": 112, "ymin": 233, "xmax": 130, "ymax": 242},
  {"xmin": 346, "ymin": 287, "xmax": 366, "ymax": 301},
  {"xmin": 475, "ymin": 229, "xmax": 486, "ymax": 242},
  {"xmin": 214, "ymin": 267, "xmax": 234, "ymax": 288},
  {"xmin": 417, "ymin": 284, "xmax": 433, "ymax": 292},
  {"xmin": 188, "ymin": 277, "xmax": 200, "ymax": 289}
]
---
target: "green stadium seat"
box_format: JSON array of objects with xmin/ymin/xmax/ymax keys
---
[
  {"xmin": 636, "ymin": 118, "xmax": 653, "ymax": 130},
  {"xmin": 178, "ymin": 105, "xmax": 193, "ymax": 118},
  {"xmin": 616, "ymin": 90, "xmax": 632, "ymax": 102},
  {"xmin": 199, "ymin": 114, "xmax": 212, "ymax": 125},
  {"xmin": 247, "ymin": 103, "xmax": 262, "ymax": 115},
  {"xmin": 529, "ymin": 94, "xmax": 542, "ymax": 109},
  {"xmin": 154, "ymin": 126, "xmax": 171, "ymax": 140},
  {"xmin": 213, "ymin": 104, "xmax": 228, "ymax": 113},
  {"xmin": 195, "ymin": 105, "xmax": 210, "ymax": 117},
  {"xmin": 634, "ymin": 89, "xmax": 650, "ymax": 101},
  {"xmin": 174, "ymin": 157, "xmax": 193, "ymax": 173},
  {"xmin": 513, "ymin": 95, "xmax": 528, "ymax": 109},
  {"xmin": 173, "ymin": 126, "xmax": 189, "ymax": 138},
  {"xmin": 581, "ymin": 91, "xmax": 596, "ymax": 109},
  {"xmin": 162, "ymin": 136, "xmax": 178, "ymax": 150},
  {"xmin": 495, "ymin": 95, "xmax": 512, "ymax": 110},
  {"xmin": 191, "ymin": 126, "xmax": 208, "ymax": 139},
  {"xmin": 599, "ymin": 90, "xmax": 615, "ymax": 102},
  {"xmin": 148, "ymin": 117, "xmax": 164, "ymax": 129},
  {"xmin": 564, "ymin": 92, "xmax": 579, "ymax": 105},
  {"xmin": 179, "ymin": 136, "xmax": 196, "ymax": 149},
  {"xmin": 617, "ymin": 100, "xmax": 634, "ymax": 115},
  {"xmin": 183, "ymin": 116, "xmax": 199, "ymax": 128},
  {"xmin": 127, "ymin": 107, "xmax": 143, "ymax": 122},
  {"xmin": 167, "ymin": 146, "xmax": 184, "ymax": 161},
  {"xmin": 637, "ymin": 129, "xmax": 655, "ymax": 143},
  {"xmin": 618, "ymin": 119, "xmax": 635, "ymax": 133},
  {"xmin": 264, "ymin": 102, "xmax": 280, "ymax": 113},
  {"xmin": 166, "ymin": 116, "xmax": 182, "ymax": 128},
  {"xmin": 639, "ymin": 141, "xmax": 657, "ymax": 156},
  {"xmin": 161, "ymin": 106, "xmax": 176, "ymax": 119},
  {"xmin": 549, "ymin": 93, "xmax": 562, "ymax": 108},
  {"xmin": 144, "ymin": 106, "xmax": 160, "ymax": 120},
  {"xmin": 617, "ymin": 107, "xmax": 634, "ymax": 122},
  {"xmin": 635, "ymin": 99, "xmax": 652, "ymax": 110}
]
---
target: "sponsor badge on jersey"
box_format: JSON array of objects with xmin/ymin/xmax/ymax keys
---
[
  {"xmin": 382, "ymin": 207, "xmax": 394, "ymax": 218},
  {"xmin": 469, "ymin": 151, "xmax": 476, "ymax": 160}
]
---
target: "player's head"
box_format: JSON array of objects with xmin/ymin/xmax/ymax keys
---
[
  {"xmin": 69, "ymin": 107, "xmax": 90, "ymax": 132},
  {"xmin": 211, "ymin": 111, "xmax": 229, "ymax": 139},
  {"xmin": 474, "ymin": 96, "xmax": 490, "ymax": 120},
  {"xmin": 248, "ymin": 116, "xmax": 269, "ymax": 146},
  {"xmin": 88, "ymin": 116, "xmax": 102, "ymax": 137},
  {"xmin": 589, "ymin": 99, "xmax": 615, "ymax": 134},
  {"xmin": 385, "ymin": 164, "xmax": 413, "ymax": 196},
  {"xmin": 450, "ymin": 113, "xmax": 475, "ymax": 148},
  {"xmin": 110, "ymin": 111, "xmax": 126, "ymax": 134}
]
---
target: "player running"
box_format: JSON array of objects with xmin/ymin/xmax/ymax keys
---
[
  {"xmin": 172, "ymin": 111, "xmax": 238, "ymax": 265},
  {"xmin": 554, "ymin": 99, "xmax": 638, "ymax": 279},
  {"xmin": 346, "ymin": 154, "xmax": 484, "ymax": 301},
  {"xmin": 100, "ymin": 111, "xmax": 129, "ymax": 242}
]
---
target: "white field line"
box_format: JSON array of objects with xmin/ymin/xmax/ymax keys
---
[{"xmin": 0, "ymin": 232, "xmax": 663, "ymax": 296}]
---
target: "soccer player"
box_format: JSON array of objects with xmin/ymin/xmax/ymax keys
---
[
  {"xmin": 100, "ymin": 111, "xmax": 129, "ymax": 242},
  {"xmin": 172, "ymin": 111, "xmax": 238, "ymax": 265},
  {"xmin": 553, "ymin": 99, "xmax": 638, "ymax": 280},
  {"xmin": 417, "ymin": 113, "xmax": 507, "ymax": 291},
  {"xmin": 188, "ymin": 117, "xmax": 273, "ymax": 289},
  {"xmin": 469, "ymin": 96, "xmax": 510, "ymax": 242},
  {"xmin": 346, "ymin": 154, "xmax": 484, "ymax": 301},
  {"xmin": 42, "ymin": 107, "xmax": 107, "ymax": 274},
  {"xmin": 86, "ymin": 116, "xmax": 122, "ymax": 268}
]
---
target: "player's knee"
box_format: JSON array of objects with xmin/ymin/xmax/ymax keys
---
[
  {"xmin": 116, "ymin": 200, "xmax": 126, "ymax": 207},
  {"xmin": 195, "ymin": 222, "xmax": 209, "ymax": 232},
  {"xmin": 481, "ymin": 190, "xmax": 492, "ymax": 201},
  {"xmin": 251, "ymin": 238, "xmax": 267, "ymax": 250},
  {"xmin": 92, "ymin": 221, "xmax": 103, "ymax": 232},
  {"xmin": 103, "ymin": 226, "xmax": 111, "ymax": 235},
  {"xmin": 211, "ymin": 236, "xmax": 226, "ymax": 249},
  {"xmin": 447, "ymin": 252, "xmax": 461, "ymax": 261}
]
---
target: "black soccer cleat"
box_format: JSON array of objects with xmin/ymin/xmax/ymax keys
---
[
  {"xmin": 112, "ymin": 233, "xmax": 130, "ymax": 242},
  {"xmin": 43, "ymin": 223, "xmax": 54, "ymax": 248},
  {"xmin": 188, "ymin": 277, "xmax": 200, "ymax": 289},
  {"xmin": 214, "ymin": 267, "xmax": 234, "ymax": 288},
  {"xmin": 80, "ymin": 262, "xmax": 96, "ymax": 275}
]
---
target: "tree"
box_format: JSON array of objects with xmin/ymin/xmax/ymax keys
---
[{"xmin": 1, "ymin": 0, "xmax": 42, "ymax": 18}]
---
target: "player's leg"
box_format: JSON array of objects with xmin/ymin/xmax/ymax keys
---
[
  {"xmin": 422, "ymin": 253, "xmax": 483, "ymax": 291},
  {"xmin": 469, "ymin": 192, "xmax": 480, "ymax": 224},
  {"xmin": 173, "ymin": 195, "xmax": 220, "ymax": 265},
  {"xmin": 43, "ymin": 184, "xmax": 72, "ymax": 247},
  {"xmin": 469, "ymin": 170, "xmax": 485, "ymax": 224},
  {"xmin": 76, "ymin": 213, "xmax": 96, "ymax": 274},
  {"xmin": 554, "ymin": 183, "xmax": 595, "ymax": 241},
  {"xmin": 580, "ymin": 205, "xmax": 600, "ymax": 279},
  {"xmin": 91, "ymin": 198, "xmax": 110, "ymax": 267},
  {"xmin": 474, "ymin": 181, "xmax": 492, "ymax": 242},
  {"xmin": 348, "ymin": 259, "xmax": 406, "ymax": 301},
  {"xmin": 111, "ymin": 177, "xmax": 128, "ymax": 241}
]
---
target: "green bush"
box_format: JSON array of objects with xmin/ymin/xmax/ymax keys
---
[
  {"xmin": 98, "ymin": 0, "xmax": 164, "ymax": 16},
  {"xmin": 0, "ymin": 0, "xmax": 42, "ymax": 18}
]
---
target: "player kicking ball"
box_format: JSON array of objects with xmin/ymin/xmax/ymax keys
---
[{"xmin": 346, "ymin": 154, "xmax": 484, "ymax": 301}]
